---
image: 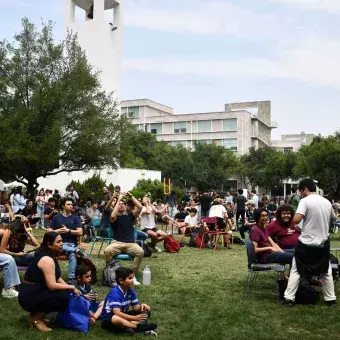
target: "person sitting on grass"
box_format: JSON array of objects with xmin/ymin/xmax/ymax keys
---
[
  {"xmin": 250, "ymin": 208, "xmax": 293, "ymax": 265},
  {"xmin": 75, "ymin": 264, "xmax": 104, "ymax": 325},
  {"xmin": 139, "ymin": 195, "xmax": 168, "ymax": 253},
  {"xmin": 0, "ymin": 219, "xmax": 39, "ymax": 266},
  {"xmin": 174, "ymin": 205, "xmax": 188, "ymax": 233},
  {"xmin": 44, "ymin": 198, "xmax": 59, "ymax": 228},
  {"xmin": 183, "ymin": 208, "xmax": 199, "ymax": 235},
  {"xmin": 101, "ymin": 267, "xmax": 157, "ymax": 335},
  {"xmin": 267, "ymin": 204, "xmax": 300, "ymax": 253},
  {"xmin": 154, "ymin": 198, "xmax": 175, "ymax": 232}
]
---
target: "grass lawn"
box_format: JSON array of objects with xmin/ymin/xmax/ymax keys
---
[{"xmin": 1, "ymin": 230, "xmax": 340, "ymax": 340}]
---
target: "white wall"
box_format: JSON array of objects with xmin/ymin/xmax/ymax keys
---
[{"xmin": 36, "ymin": 168, "xmax": 161, "ymax": 194}]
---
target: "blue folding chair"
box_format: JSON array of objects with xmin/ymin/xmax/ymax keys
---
[
  {"xmin": 244, "ymin": 238, "xmax": 285, "ymax": 296},
  {"xmin": 88, "ymin": 226, "xmax": 113, "ymax": 258}
]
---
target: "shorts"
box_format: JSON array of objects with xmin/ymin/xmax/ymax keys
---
[
  {"xmin": 101, "ymin": 318, "xmax": 124, "ymax": 333},
  {"xmin": 142, "ymin": 227, "xmax": 158, "ymax": 233}
]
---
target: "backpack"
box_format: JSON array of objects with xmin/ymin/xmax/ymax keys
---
[
  {"xmin": 83, "ymin": 225, "xmax": 95, "ymax": 243},
  {"xmin": 164, "ymin": 235, "xmax": 180, "ymax": 253},
  {"xmin": 188, "ymin": 233, "xmax": 207, "ymax": 248},
  {"xmin": 102, "ymin": 259, "xmax": 122, "ymax": 287},
  {"xmin": 143, "ymin": 242, "xmax": 152, "ymax": 257},
  {"xmin": 278, "ymin": 279, "xmax": 319, "ymax": 305}
]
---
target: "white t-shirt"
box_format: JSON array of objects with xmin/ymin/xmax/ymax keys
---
[
  {"xmin": 296, "ymin": 194, "xmax": 332, "ymax": 245},
  {"xmin": 209, "ymin": 205, "xmax": 227, "ymax": 219},
  {"xmin": 140, "ymin": 206, "xmax": 156, "ymax": 229},
  {"xmin": 184, "ymin": 214, "xmax": 198, "ymax": 227}
]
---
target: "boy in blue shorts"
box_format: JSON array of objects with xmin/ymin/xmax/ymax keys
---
[{"xmin": 101, "ymin": 267, "xmax": 158, "ymax": 335}]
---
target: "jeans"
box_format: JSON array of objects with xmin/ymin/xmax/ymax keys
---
[
  {"xmin": 36, "ymin": 204, "xmax": 45, "ymax": 227},
  {"xmin": 168, "ymin": 206, "xmax": 176, "ymax": 219},
  {"xmin": 239, "ymin": 225, "xmax": 252, "ymax": 239},
  {"xmin": 62, "ymin": 243, "xmax": 77, "ymax": 280},
  {"xmin": 136, "ymin": 230, "xmax": 148, "ymax": 241},
  {"xmin": 201, "ymin": 210, "xmax": 209, "ymax": 218},
  {"xmin": 0, "ymin": 254, "xmax": 21, "ymax": 288},
  {"xmin": 14, "ymin": 253, "xmax": 34, "ymax": 266},
  {"xmin": 266, "ymin": 251, "xmax": 293, "ymax": 265},
  {"xmin": 285, "ymin": 258, "xmax": 336, "ymax": 302},
  {"xmin": 236, "ymin": 210, "xmax": 246, "ymax": 228}
]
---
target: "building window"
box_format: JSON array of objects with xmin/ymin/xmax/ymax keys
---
[
  {"xmin": 135, "ymin": 124, "xmax": 145, "ymax": 131},
  {"xmin": 223, "ymin": 138, "xmax": 238, "ymax": 151},
  {"xmin": 196, "ymin": 139, "xmax": 212, "ymax": 144},
  {"xmin": 174, "ymin": 122, "xmax": 187, "ymax": 133},
  {"xmin": 150, "ymin": 123, "xmax": 162, "ymax": 134},
  {"xmin": 283, "ymin": 147, "xmax": 293, "ymax": 154},
  {"xmin": 223, "ymin": 118, "xmax": 237, "ymax": 131},
  {"xmin": 171, "ymin": 140, "xmax": 187, "ymax": 147},
  {"xmin": 126, "ymin": 106, "xmax": 140, "ymax": 118},
  {"xmin": 197, "ymin": 120, "xmax": 212, "ymax": 133}
]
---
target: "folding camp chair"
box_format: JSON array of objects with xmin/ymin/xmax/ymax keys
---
[{"xmin": 200, "ymin": 217, "xmax": 231, "ymax": 251}]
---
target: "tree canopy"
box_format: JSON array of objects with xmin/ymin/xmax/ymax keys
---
[{"xmin": 0, "ymin": 18, "xmax": 123, "ymax": 195}]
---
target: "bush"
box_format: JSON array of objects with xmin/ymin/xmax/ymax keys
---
[
  {"xmin": 70, "ymin": 174, "xmax": 114, "ymax": 204},
  {"xmin": 130, "ymin": 179, "xmax": 185, "ymax": 203}
]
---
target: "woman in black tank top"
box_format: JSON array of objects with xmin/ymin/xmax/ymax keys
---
[{"xmin": 18, "ymin": 232, "xmax": 81, "ymax": 332}]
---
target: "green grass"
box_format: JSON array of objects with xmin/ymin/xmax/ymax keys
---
[{"xmin": 1, "ymin": 231, "xmax": 340, "ymax": 340}]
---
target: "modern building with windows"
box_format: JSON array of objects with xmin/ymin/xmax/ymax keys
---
[
  {"xmin": 272, "ymin": 133, "xmax": 315, "ymax": 153},
  {"xmin": 121, "ymin": 99, "xmax": 278, "ymax": 155}
]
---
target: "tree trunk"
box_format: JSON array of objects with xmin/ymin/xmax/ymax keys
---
[{"xmin": 26, "ymin": 179, "xmax": 39, "ymax": 200}]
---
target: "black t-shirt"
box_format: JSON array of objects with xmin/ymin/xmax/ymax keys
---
[
  {"xmin": 110, "ymin": 212, "xmax": 135, "ymax": 243},
  {"xmin": 50, "ymin": 214, "xmax": 82, "ymax": 244},
  {"xmin": 175, "ymin": 211, "xmax": 188, "ymax": 220},
  {"xmin": 200, "ymin": 195, "xmax": 213, "ymax": 211},
  {"xmin": 235, "ymin": 195, "xmax": 247, "ymax": 211},
  {"xmin": 100, "ymin": 208, "xmax": 112, "ymax": 229}
]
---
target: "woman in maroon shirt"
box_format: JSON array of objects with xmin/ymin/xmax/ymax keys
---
[{"xmin": 267, "ymin": 204, "xmax": 300, "ymax": 252}]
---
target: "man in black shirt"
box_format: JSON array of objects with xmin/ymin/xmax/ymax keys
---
[
  {"xmin": 104, "ymin": 192, "xmax": 144, "ymax": 285},
  {"xmin": 199, "ymin": 193, "xmax": 213, "ymax": 217},
  {"xmin": 234, "ymin": 189, "xmax": 247, "ymax": 230},
  {"xmin": 44, "ymin": 198, "xmax": 59, "ymax": 228}
]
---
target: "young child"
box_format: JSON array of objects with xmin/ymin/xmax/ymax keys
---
[
  {"xmin": 101, "ymin": 267, "xmax": 158, "ymax": 335},
  {"xmin": 183, "ymin": 208, "xmax": 199, "ymax": 234},
  {"xmin": 75, "ymin": 265, "xmax": 104, "ymax": 325}
]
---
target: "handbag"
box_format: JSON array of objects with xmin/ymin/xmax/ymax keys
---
[{"xmin": 57, "ymin": 293, "xmax": 91, "ymax": 333}]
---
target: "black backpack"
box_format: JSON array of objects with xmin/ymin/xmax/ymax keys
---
[
  {"xmin": 102, "ymin": 259, "xmax": 122, "ymax": 287},
  {"xmin": 278, "ymin": 279, "xmax": 319, "ymax": 305},
  {"xmin": 143, "ymin": 242, "xmax": 152, "ymax": 257}
]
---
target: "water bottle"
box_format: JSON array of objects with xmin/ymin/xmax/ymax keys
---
[{"xmin": 143, "ymin": 265, "xmax": 151, "ymax": 286}]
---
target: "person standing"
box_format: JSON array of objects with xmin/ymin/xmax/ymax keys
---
[
  {"xmin": 288, "ymin": 188, "xmax": 300, "ymax": 212},
  {"xmin": 199, "ymin": 192, "xmax": 213, "ymax": 218},
  {"xmin": 250, "ymin": 190, "xmax": 259, "ymax": 209},
  {"xmin": 35, "ymin": 189, "xmax": 47, "ymax": 230},
  {"xmin": 283, "ymin": 179, "xmax": 336, "ymax": 306},
  {"xmin": 234, "ymin": 189, "xmax": 247, "ymax": 230},
  {"xmin": 165, "ymin": 191, "xmax": 176, "ymax": 219}
]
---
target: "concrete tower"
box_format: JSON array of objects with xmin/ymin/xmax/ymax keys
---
[{"xmin": 64, "ymin": 0, "xmax": 124, "ymax": 98}]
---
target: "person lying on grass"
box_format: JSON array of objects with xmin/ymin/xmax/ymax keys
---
[
  {"xmin": 101, "ymin": 267, "xmax": 158, "ymax": 335},
  {"xmin": 75, "ymin": 264, "xmax": 104, "ymax": 325}
]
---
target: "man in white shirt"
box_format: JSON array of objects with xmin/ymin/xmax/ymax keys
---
[
  {"xmin": 140, "ymin": 196, "xmax": 168, "ymax": 253},
  {"xmin": 250, "ymin": 190, "xmax": 259, "ymax": 209},
  {"xmin": 283, "ymin": 178, "xmax": 336, "ymax": 306}
]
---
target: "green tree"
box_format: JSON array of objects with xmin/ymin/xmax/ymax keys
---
[
  {"xmin": 0, "ymin": 18, "xmax": 123, "ymax": 196},
  {"xmin": 238, "ymin": 147, "xmax": 292, "ymax": 190},
  {"xmin": 191, "ymin": 143, "xmax": 238, "ymax": 191},
  {"xmin": 294, "ymin": 133, "xmax": 340, "ymax": 198}
]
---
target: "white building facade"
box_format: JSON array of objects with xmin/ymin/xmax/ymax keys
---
[
  {"xmin": 121, "ymin": 99, "xmax": 277, "ymax": 155},
  {"xmin": 64, "ymin": 0, "xmax": 124, "ymax": 97}
]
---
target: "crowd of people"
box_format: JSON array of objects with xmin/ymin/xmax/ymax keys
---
[{"xmin": 0, "ymin": 178, "xmax": 339, "ymax": 334}]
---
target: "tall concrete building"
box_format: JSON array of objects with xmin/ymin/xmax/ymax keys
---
[
  {"xmin": 272, "ymin": 133, "xmax": 315, "ymax": 153},
  {"xmin": 64, "ymin": 0, "xmax": 124, "ymax": 97},
  {"xmin": 121, "ymin": 99, "xmax": 278, "ymax": 155}
]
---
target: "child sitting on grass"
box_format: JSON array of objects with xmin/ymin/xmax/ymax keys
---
[
  {"xmin": 75, "ymin": 265, "xmax": 104, "ymax": 325},
  {"xmin": 101, "ymin": 267, "xmax": 158, "ymax": 335}
]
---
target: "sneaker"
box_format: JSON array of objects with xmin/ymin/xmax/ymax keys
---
[
  {"xmin": 133, "ymin": 277, "xmax": 141, "ymax": 286},
  {"xmin": 154, "ymin": 246, "xmax": 162, "ymax": 253},
  {"xmin": 136, "ymin": 323, "xmax": 158, "ymax": 333},
  {"xmin": 281, "ymin": 299, "xmax": 294, "ymax": 307},
  {"xmin": 2, "ymin": 288, "xmax": 18, "ymax": 298},
  {"xmin": 325, "ymin": 300, "xmax": 336, "ymax": 306},
  {"xmin": 144, "ymin": 330, "xmax": 158, "ymax": 337}
]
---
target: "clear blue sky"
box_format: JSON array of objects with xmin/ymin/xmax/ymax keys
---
[{"xmin": 1, "ymin": 0, "xmax": 339, "ymax": 139}]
